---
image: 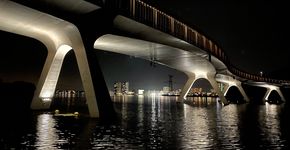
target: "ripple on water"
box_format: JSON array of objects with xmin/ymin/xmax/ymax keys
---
[{"xmin": 1, "ymin": 96, "xmax": 289, "ymax": 149}]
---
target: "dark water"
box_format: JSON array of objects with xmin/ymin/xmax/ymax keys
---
[{"xmin": 1, "ymin": 96, "xmax": 290, "ymax": 149}]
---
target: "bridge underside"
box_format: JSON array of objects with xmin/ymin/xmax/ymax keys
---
[{"xmin": 94, "ymin": 34, "xmax": 228, "ymax": 105}]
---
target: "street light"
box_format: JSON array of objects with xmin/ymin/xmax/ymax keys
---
[{"xmin": 260, "ymin": 71, "xmax": 263, "ymax": 77}]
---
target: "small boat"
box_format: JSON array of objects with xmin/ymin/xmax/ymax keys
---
[{"xmin": 54, "ymin": 110, "xmax": 79, "ymax": 117}]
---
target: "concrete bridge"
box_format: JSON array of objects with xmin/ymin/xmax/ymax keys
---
[{"xmin": 0, "ymin": 0, "xmax": 289, "ymax": 118}]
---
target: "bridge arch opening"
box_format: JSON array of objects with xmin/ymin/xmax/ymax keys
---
[
  {"xmin": 225, "ymin": 86, "xmax": 245, "ymax": 104},
  {"xmin": 242, "ymin": 84, "xmax": 267, "ymax": 104},
  {"xmin": 267, "ymin": 90, "xmax": 282, "ymax": 104},
  {"xmin": 95, "ymin": 50, "xmax": 187, "ymax": 94},
  {"xmin": 191, "ymin": 78, "xmax": 213, "ymax": 95},
  {"xmin": 51, "ymin": 50, "xmax": 88, "ymax": 112},
  {"xmin": 183, "ymin": 77, "xmax": 227, "ymax": 106},
  {"xmin": 0, "ymin": 31, "xmax": 48, "ymax": 83}
]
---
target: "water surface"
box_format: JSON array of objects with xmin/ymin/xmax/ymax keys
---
[{"xmin": 1, "ymin": 96, "xmax": 289, "ymax": 149}]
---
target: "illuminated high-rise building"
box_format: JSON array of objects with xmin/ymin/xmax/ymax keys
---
[{"xmin": 114, "ymin": 81, "xmax": 129, "ymax": 95}]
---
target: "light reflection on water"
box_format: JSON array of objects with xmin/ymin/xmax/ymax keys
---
[
  {"xmin": 1, "ymin": 95, "xmax": 290, "ymax": 149},
  {"xmin": 181, "ymin": 103, "xmax": 211, "ymax": 149},
  {"xmin": 35, "ymin": 114, "xmax": 60, "ymax": 149},
  {"xmin": 32, "ymin": 114, "xmax": 79, "ymax": 149},
  {"xmin": 261, "ymin": 103, "xmax": 285, "ymax": 149}
]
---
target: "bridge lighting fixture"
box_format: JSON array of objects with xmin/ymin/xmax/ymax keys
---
[{"xmin": 42, "ymin": 97, "xmax": 52, "ymax": 102}]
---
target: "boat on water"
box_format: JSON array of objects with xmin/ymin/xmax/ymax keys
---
[{"xmin": 54, "ymin": 110, "xmax": 79, "ymax": 117}]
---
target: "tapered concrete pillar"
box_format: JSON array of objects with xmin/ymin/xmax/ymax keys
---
[
  {"xmin": 31, "ymin": 46, "xmax": 71, "ymax": 109},
  {"xmin": 276, "ymin": 88, "xmax": 286, "ymax": 102},
  {"xmin": 222, "ymin": 83, "xmax": 230, "ymax": 96},
  {"xmin": 71, "ymin": 31, "xmax": 100, "ymax": 118},
  {"xmin": 207, "ymin": 74, "xmax": 229, "ymax": 105},
  {"xmin": 263, "ymin": 86, "xmax": 285, "ymax": 102},
  {"xmin": 216, "ymin": 74, "xmax": 249, "ymax": 102},
  {"xmin": 263, "ymin": 88, "xmax": 272, "ymax": 103},
  {"xmin": 236, "ymin": 82, "xmax": 250, "ymax": 102},
  {"xmin": 178, "ymin": 74, "xmax": 196, "ymax": 102},
  {"xmin": 0, "ymin": 1, "xmax": 99, "ymax": 117},
  {"xmin": 277, "ymin": 89, "xmax": 286, "ymax": 101}
]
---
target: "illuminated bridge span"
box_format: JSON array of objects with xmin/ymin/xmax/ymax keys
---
[{"xmin": 0, "ymin": 0, "xmax": 289, "ymax": 118}]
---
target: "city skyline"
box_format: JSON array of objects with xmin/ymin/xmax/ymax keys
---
[{"xmin": 57, "ymin": 50, "xmax": 213, "ymax": 91}]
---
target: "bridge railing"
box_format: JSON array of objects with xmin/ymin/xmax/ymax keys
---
[{"xmin": 105, "ymin": 0, "xmax": 289, "ymax": 85}]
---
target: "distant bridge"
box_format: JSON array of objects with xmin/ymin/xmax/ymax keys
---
[{"xmin": 0, "ymin": 0, "xmax": 289, "ymax": 118}]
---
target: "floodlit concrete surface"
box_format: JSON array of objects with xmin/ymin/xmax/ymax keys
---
[
  {"xmin": 0, "ymin": 0, "xmax": 99, "ymax": 117},
  {"xmin": 1, "ymin": 0, "xmax": 287, "ymax": 118}
]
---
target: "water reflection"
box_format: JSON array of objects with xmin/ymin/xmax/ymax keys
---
[
  {"xmin": 2, "ymin": 96, "xmax": 289, "ymax": 149},
  {"xmin": 35, "ymin": 114, "xmax": 57, "ymax": 149},
  {"xmin": 137, "ymin": 95, "xmax": 144, "ymax": 127},
  {"xmin": 261, "ymin": 103, "xmax": 284, "ymax": 148},
  {"xmin": 35, "ymin": 114, "xmax": 61, "ymax": 149},
  {"xmin": 187, "ymin": 97, "xmax": 216, "ymax": 107},
  {"xmin": 216, "ymin": 105, "xmax": 240, "ymax": 149},
  {"xmin": 181, "ymin": 103, "xmax": 211, "ymax": 149}
]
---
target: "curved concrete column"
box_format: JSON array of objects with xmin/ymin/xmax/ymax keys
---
[
  {"xmin": 207, "ymin": 73, "xmax": 228, "ymax": 105},
  {"xmin": 222, "ymin": 83, "xmax": 231, "ymax": 96},
  {"xmin": 235, "ymin": 82, "xmax": 250, "ymax": 102},
  {"xmin": 263, "ymin": 88, "xmax": 272, "ymax": 102},
  {"xmin": 32, "ymin": 45, "xmax": 71, "ymax": 109},
  {"xmin": 178, "ymin": 73, "xmax": 196, "ymax": 102},
  {"xmin": 276, "ymin": 88, "xmax": 286, "ymax": 102},
  {"xmin": 262, "ymin": 85, "xmax": 286, "ymax": 102},
  {"xmin": 216, "ymin": 74, "xmax": 249, "ymax": 102},
  {"xmin": 0, "ymin": 1, "xmax": 99, "ymax": 117}
]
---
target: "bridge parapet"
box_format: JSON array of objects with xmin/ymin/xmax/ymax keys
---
[{"xmin": 104, "ymin": 0, "xmax": 290, "ymax": 85}]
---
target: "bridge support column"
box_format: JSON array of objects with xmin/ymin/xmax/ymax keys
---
[
  {"xmin": 277, "ymin": 88, "xmax": 286, "ymax": 102},
  {"xmin": 236, "ymin": 82, "xmax": 250, "ymax": 102},
  {"xmin": 29, "ymin": 27, "xmax": 100, "ymax": 117},
  {"xmin": 216, "ymin": 74, "xmax": 249, "ymax": 102},
  {"xmin": 31, "ymin": 42, "xmax": 100, "ymax": 118},
  {"xmin": 222, "ymin": 83, "xmax": 230, "ymax": 95},
  {"xmin": 31, "ymin": 47, "xmax": 70, "ymax": 110},
  {"xmin": 207, "ymin": 74, "xmax": 228, "ymax": 105},
  {"xmin": 263, "ymin": 88, "xmax": 271, "ymax": 103},
  {"xmin": 0, "ymin": 0, "xmax": 100, "ymax": 117},
  {"xmin": 178, "ymin": 75, "xmax": 196, "ymax": 102},
  {"xmin": 263, "ymin": 86, "xmax": 285, "ymax": 102}
]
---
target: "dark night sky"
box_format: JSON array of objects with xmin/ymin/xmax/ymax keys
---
[{"xmin": 0, "ymin": 0, "xmax": 289, "ymax": 91}]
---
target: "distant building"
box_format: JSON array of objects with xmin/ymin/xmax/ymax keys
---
[
  {"xmin": 114, "ymin": 82, "xmax": 122, "ymax": 95},
  {"xmin": 123, "ymin": 82, "xmax": 129, "ymax": 94},
  {"xmin": 55, "ymin": 90, "xmax": 85, "ymax": 98},
  {"xmin": 162, "ymin": 86, "xmax": 170, "ymax": 94},
  {"xmin": 138, "ymin": 89, "xmax": 144, "ymax": 95},
  {"xmin": 114, "ymin": 81, "xmax": 130, "ymax": 95},
  {"xmin": 187, "ymin": 87, "xmax": 202, "ymax": 96}
]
